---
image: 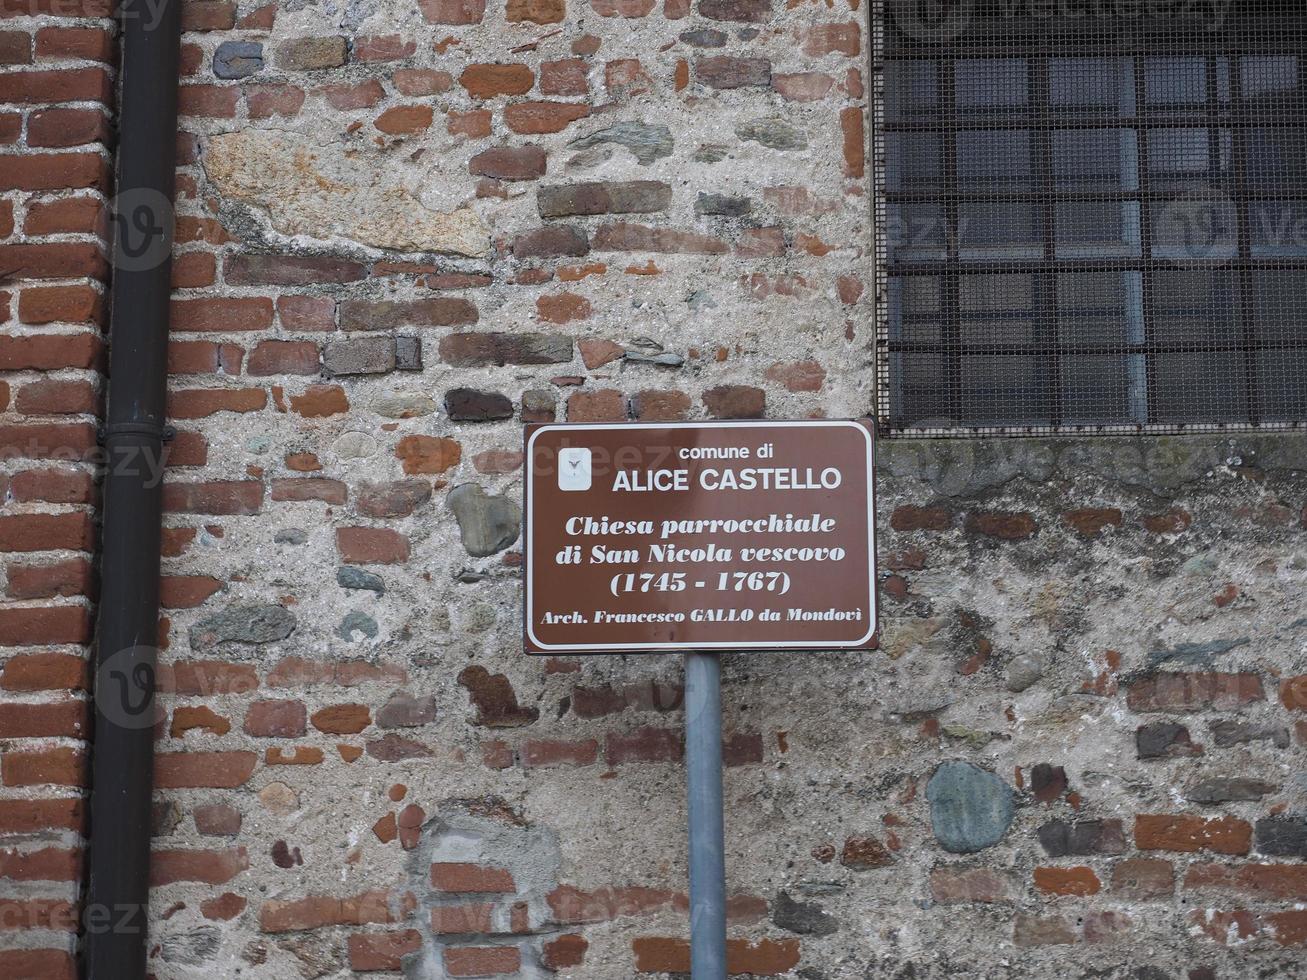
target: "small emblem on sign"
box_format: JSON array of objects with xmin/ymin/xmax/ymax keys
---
[{"xmin": 558, "ymin": 447, "xmax": 592, "ymax": 492}]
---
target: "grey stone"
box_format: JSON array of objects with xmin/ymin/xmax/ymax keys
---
[
  {"xmin": 623, "ymin": 351, "xmax": 685, "ymax": 367},
  {"xmin": 395, "ymin": 336, "xmax": 422, "ymax": 371},
  {"xmin": 926, "ymin": 761, "xmax": 1014, "ymax": 854},
  {"xmin": 377, "ymin": 691, "xmax": 437, "ymax": 729},
  {"xmin": 337, "ymin": 611, "xmax": 378, "ymax": 641},
  {"xmin": 337, "ymin": 566, "xmax": 385, "ymax": 594},
  {"xmin": 694, "ymin": 144, "xmax": 730, "ymax": 163},
  {"xmin": 1137, "ymin": 722, "xmax": 1201, "ymax": 759},
  {"xmin": 700, "ymin": 0, "xmax": 771, "ymax": 21},
  {"xmin": 772, "ymin": 890, "xmax": 838, "ymax": 936},
  {"xmin": 1186, "ymin": 778, "xmax": 1278, "ymax": 804},
  {"xmin": 191, "ymin": 603, "xmax": 296, "ymax": 646},
  {"xmin": 1254, "ymin": 815, "xmax": 1307, "ymax": 857},
  {"xmin": 464, "ymin": 603, "xmax": 498, "ymax": 633},
  {"xmin": 1147, "ymin": 636, "xmax": 1249, "ymax": 669},
  {"xmin": 568, "ymin": 122, "xmax": 674, "ymax": 166},
  {"xmin": 275, "ymin": 36, "xmax": 347, "ymax": 70},
  {"xmin": 213, "ymin": 41, "xmax": 263, "ymax": 79},
  {"xmin": 736, "ymin": 117, "xmax": 808, "ymax": 150},
  {"xmin": 695, "ymin": 192, "xmax": 752, "ymax": 217},
  {"xmin": 446, "ymin": 388, "xmax": 514, "ymax": 422},
  {"xmin": 274, "ymin": 528, "xmax": 307, "ymax": 545},
  {"xmin": 680, "ymin": 28, "xmax": 728, "ymax": 47},
  {"xmin": 1180, "ymin": 553, "xmax": 1219, "ymax": 575},
  {"xmin": 1004, "ymin": 654, "xmax": 1043, "ymax": 691},
  {"xmin": 449, "ymin": 484, "xmax": 522, "ymax": 557},
  {"xmin": 372, "ymin": 394, "xmax": 438, "ymax": 419},
  {"xmin": 204, "ymin": 131, "xmax": 488, "ymax": 256},
  {"xmin": 324, "ymin": 337, "xmax": 396, "ymax": 376},
  {"xmin": 161, "ymin": 926, "xmax": 221, "ymax": 965},
  {"xmin": 537, "ymin": 180, "xmax": 671, "ymax": 218},
  {"xmin": 333, "ymin": 431, "xmax": 378, "ymax": 457},
  {"xmin": 521, "ymin": 389, "xmax": 555, "ymax": 423},
  {"xmin": 1209, "ymin": 719, "xmax": 1290, "ymax": 748},
  {"xmin": 1036, "ymin": 819, "xmax": 1126, "ymax": 856}
]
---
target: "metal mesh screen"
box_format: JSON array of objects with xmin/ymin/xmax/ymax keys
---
[{"xmin": 873, "ymin": 1, "xmax": 1307, "ymax": 435}]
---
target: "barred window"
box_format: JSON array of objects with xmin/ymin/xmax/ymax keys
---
[{"xmin": 874, "ymin": 2, "xmax": 1307, "ymax": 435}]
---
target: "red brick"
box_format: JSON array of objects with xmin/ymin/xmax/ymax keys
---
[
  {"xmin": 0, "ymin": 846, "xmax": 80, "ymax": 881},
  {"xmin": 703, "ymin": 385, "xmax": 765, "ymax": 419},
  {"xmin": 1063, "ymin": 507, "xmax": 1123, "ymax": 538},
  {"xmin": 150, "ymin": 847, "xmax": 248, "ymax": 886},
  {"xmin": 17, "ymin": 286, "xmax": 101, "ymax": 327},
  {"xmin": 348, "ymin": 930, "xmax": 422, "ymax": 971},
  {"xmin": 540, "ymin": 58, "xmax": 588, "ymax": 96},
  {"xmin": 170, "ymin": 705, "xmax": 230, "ymax": 737},
  {"xmin": 171, "ymin": 251, "xmax": 217, "ymax": 288},
  {"xmin": 290, "ymin": 384, "xmax": 348, "ymax": 417},
  {"xmin": 0, "ymin": 798, "xmax": 84, "ymax": 834},
  {"xmin": 460, "ymin": 63, "xmax": 534, "ymax": 98},
  {"xmin": 0, "ymin": 652, "xmax": 86, "ymax": 692},
  {"xmin": 0, "ymin": 67, "xmax": 110, "ymax": 103},
  {"xmin": 1183, "ymin": 862, "xmax": 1307, "ymax": 899},
  {"xmin": 772, "ymin": 71, "xmax": 834, "ymax": 101},
  {"xmin": 567, "ymin": 389, "xmax": 625, "ymax": 422},
  {"xmin": 431, "ymin": 862, "xmax": 515, "ymax": 893},
  {"xmin": 0, "ymin": 513, "xmax": 92, "ymax": 552},
  {"xmin": 270, "ymin": 478, "xmax": 347, "ymax": 504},
  {"xmin": 34, "ymin": 25, "xmax": 113, "ymax": 61},
  {"xmin": 172, "ymin": 297, "xmax": 274, "ymax": 332},
  {"xmin": 605, "ymin": 726, "xmax": 682, "ymax": 765},
  {"xmin": 159, "ymin": 574, "xmax": 222, "ymax": 608},
  {"xmin": 259, "ymin": 889, "xmax": 396, "ymax": 932},
  {"xmin": 225, "ymin": 253, "xmax": 366, "ymax": 286},
  {"xmin": 6, "ymin": 557, "xmax": 94, "ymax": 598},
  {"xmin": 1033, "ymin": 866, "xmax": 1101, "ymax": 896},
  {"xmin": 154, "ymin": 751, "xmax": 257, "ymax": 789},
  {"xmin": 965, "ymin": 511, "xmax": 1037, "ymax": 540},
  {"xmin": 15, "ymin": 379, "xmax": 97, "ymax": 415},
  {"xmin": 505, "ymin": 100, "xmax": 590, "ymax": 134},
  {"xmin": 336, "ymin": 526, "xmax": 411, "ymax": 564},
  {"xmin": 632, "ymin": 937, "xmax": 799, "ymax": 975},
  {"xmin": 162, "ymin": 480, "xmax": 263, "ymax": 515},
  {"xmin": 444, "ymin": 946, "xmax": 521, "ymax": 977},
  {"xmin": 765, "ymin": 360, "xmax": 825, "ymax": 392},
  {"xmin": 168, "ymin": 388, "xmax": 268, "ymax": 419},
  {"xmin": 26, "ymin": 108, "xmax": 109, "ymax": 148},
  {"xmin": 246, "ymin": 83, "xmax": 305, "ymax": 118},
  {"xmin": 24, "ymin": 196, "xmax": 104, "ymax": 236},
  {"xmin": 840, "ymin": 105, "xmax": 864, "ymax": 178},
  {"xmin": 1, "ymin": 747, "xmax": 84, "ymax": 786},
  {"xmin": 543, "ymin": 934, "xmax": 588, "ymax": 969},
  {"xmin": 159, "ymin": 660, "xmax": 258, "ymax": 696},
  {"xmin": 522, "ymin": 738, "xmax": 598, "ymax": 768},
  {"xmin": 431, "ymin": 903, "xmax": 494, "ymax": 934},
  {"xmin": 277, "ymin": 295, "xmax": 336, "ymax": 331},
  {"xmin": 1110, "ymin": 858, "xmax": 1173, "ymax": 899},
  {"xmin": 0, "ymin": 898, "xmax": 76, "ymax": 930},
  {"xmin": 0, "ymin": 700, "xmax": 85, "ymax": 738},
  {"xmin": 395, "ymin": 435, "xmax": 461, "ymax": 475},
  {"xmin": 182, "ymin": 0, "xmax": 237, "ymax": 30},
  {"xmin": 375, "ymin": 103, "xmax": 433, "ymax": 135},
  {"xmin": 243, "ymin": 699, "xmax": 307, "ymax": 737},
  {"xmin": 10, "ymin": 468, "xmax": 94, "ymax": 504},
  {"xmin": 929, "ymin": 867, "xmax": 1012, "ymax": 904},
  {"xmin": 804, "ymin": 20, "xmax": 860, "ymax": 56},
  {"xmin": 468, "ymin": 145, "xmax": 546, "ymax": 181},
  {"xmin": 419, "ymin": 0, "xmax": 486, "ymax": 23},
  {"xmin": 311, "ymin": 703, "xmax": 371, "ymax": 734},
  {"xmin": 201, "ymin": 893, "xmax": 247, "ymax": 920},
  {"xmin": 179, "ymin": 83, "xmax": 238, "ymax": 118},
  {"xmin": 0, "ymin": 950, "xmax": 74, "ymax": 979},
  {"xmin": 0, "ymin": 30, "xmax": 28, "ymax": 64},
  {"xmin": 447, "ymin": 108, "xmax": 491, "ymax": 137},
  {"xmin": 246, "ymin": 340, "xmax": 319, "ymax": 376},
  {"xmin": 1126, "ymin": 672, "xmax": 1264, "ymax": 713},
  {"xmin": 319, "ymin": 79, "xmax": 385, "ymax": 109},
  {"xmin": 393, "ymin": 68, "xmax": 454, "ymax": 95},
  {"xmin": 1134, "ymin": 814, "xmax": 1251, "ymax": 855},
  {"xmin": 354, "ymin": 34, "xmax": 417, "ymax": 61},
  {"xmin": 0, "ymin": 242, "xmax": 106, "ymax": 279}
]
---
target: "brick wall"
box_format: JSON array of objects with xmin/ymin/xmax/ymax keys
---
[
  {"xmin": 2, "ymin": 0, "xmax": 1306, "ymax": 978},
  {"xmin": 0, "ymin": 1, "xmax": 112, "ymax": 977}
]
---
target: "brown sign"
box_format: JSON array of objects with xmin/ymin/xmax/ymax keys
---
[{"xmin": 524, "ymin": 420, "xmax": 877, "ymax": 654}]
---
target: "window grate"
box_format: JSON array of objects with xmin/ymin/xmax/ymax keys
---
[{"xmin": 873, "ymin": 1, "xmax": 1307, "ymax": 436}]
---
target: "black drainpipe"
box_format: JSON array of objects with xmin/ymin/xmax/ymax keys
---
[{"xmin": 85, "ymin": 0, "xmax": 182, "ymax": 974}]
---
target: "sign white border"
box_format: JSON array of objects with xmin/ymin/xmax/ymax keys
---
[{"xmin": 524, "ymin": 420, "xmax": 877, "ymax": 652}]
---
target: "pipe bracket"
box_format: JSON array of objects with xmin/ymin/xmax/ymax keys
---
[{"xmin": 97, "ymin": 421, "xmax": 176, "ymax": 444}]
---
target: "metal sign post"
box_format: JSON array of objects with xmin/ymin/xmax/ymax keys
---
[{"xmin": 685, "ymin": 651, "xmax": 726, "ymax": 979}]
